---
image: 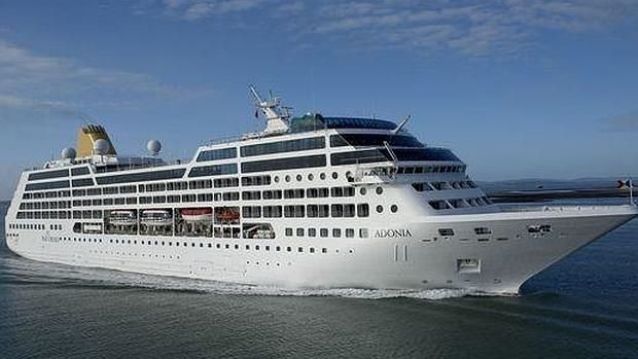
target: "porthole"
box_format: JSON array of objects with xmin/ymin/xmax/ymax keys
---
[
  {"xmin": 376, "ymin": 187, "xmax": 383, "ymax": 195},
  {"xmin": 320, "ymin": 173, "xmax": 326, "ymax": 180},
  {"xmin": 308, "ymin": 174, "xmax": 314, "ymax": 181},
  {"xmin": 391, "ymin": 205, "xmax": 398, "ymax": 213},
  {"xmin": 296, "ymin": 174, "xmax": 302, "ymax": 181},
  {"xmin": 376, "ymin": 205, "xmax": 383, "ymax": 213},
  {"xmin": 332, "ymin": 172, "xmax": 338, "ymax": 179},
  {"xmin": 274, "ymin": 176, "xmax": 280, "ymax": 183},
  {"xmin": 360, "ymin": 187, "xmax": 367, "ymax": 195},
  {"xmin": 285, "ymin": 175, "xmax": 291, "ymax": 182}
]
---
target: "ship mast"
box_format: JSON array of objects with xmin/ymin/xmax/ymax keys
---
[{"xmin": 249, "ymin": 85, "xmax": 290, "ymax": 135}]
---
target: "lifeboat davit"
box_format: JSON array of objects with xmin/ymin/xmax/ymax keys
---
[
  {"xmin": 140, "ymin": 209, "xmax": 173, "ymax": 226},
  {"xmin": 181, "ymin": 208, "xmax": 213, "ymax": 223},
  {"xmin": 109, "ymin": 210, "xmax": 137, "ymax": 226}
]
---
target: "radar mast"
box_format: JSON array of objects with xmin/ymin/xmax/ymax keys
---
[{"xmin": 249, "ymin": 85, "xmax": 290, "ymax": 135}]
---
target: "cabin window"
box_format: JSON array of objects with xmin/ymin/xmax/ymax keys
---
[
  {"xmin": 528, "ymin": 224, "xmax": 552, "ymax": 234},
  {"xmin": 428, "ymin": 201, "xmax": 449, "ymax": 210},
  {"xmin": 438, "ymin": 228, "xmax": 455, "ymax": 236},
  {"xmin": 474, "ymin": 227, "xmax": 492, "ymax": 235},
  {"xmin": 357, "ymin": 204, "xmax": 369, "ymax": 217}
]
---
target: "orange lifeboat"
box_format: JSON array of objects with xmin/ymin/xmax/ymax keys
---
[
  {"xmin": 215, "ymin": 208, "xmax": 240, "ymax": 223},
  {"xmin": 181, "ymin": 208, "xmax": 213, "ymax": 223}
]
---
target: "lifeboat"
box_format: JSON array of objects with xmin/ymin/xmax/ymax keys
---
[
  {"xmin": 181, "ymin": 208, "xmax": 213, "ymax": 223},
  {"xmin": 109, "ymin": 210, "xmax": 137, "ymax": 226},
  {"xmin": 215, "ymin": 208, "xmax": 240, "ymax": 223},
  {"xmin": 140, "ymin": 209, "xmax": 172, "ymax": 226}
]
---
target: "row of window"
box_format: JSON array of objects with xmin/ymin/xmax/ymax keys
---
[
  {"xmin": 398, "ymin": 165, "xmax": 466, "ymax": 175},
  {"xmin": 428, "ymin": 197, "xmax": 492, "ymax": 210},
  {"xmin": 437, "ymin": 225, "xmax": 551, "ymax": 237},
  {"xmin": 330, "ymin": 148, "xmax": 461, "ymax": 167},
  {"xmin": 95, "ymin": 169, "xmax": 187, "ymax": 186},
  {"xmin": 412, "ymin": 180, "xmax": 477, "ymax": 192},
  {"xmin": 25, "ymin": 180, "xmax": 70, "ymax": 192},
  {"xmin": 22, "ymin": 190, "xmax": 71, "ymax": 200},
  {"xmin": 241, "ymin": 154, "xmax": 327, "ymax": 173},
  {"xmin": 330, "ymin": 134, "xmax": 423, "ymax": 148},
  {"xmin": 27, "ymin": 169, "xmax": 69, "ymax": 181},
  {"xmin": 242, "ymin": 203, "xmax": 371, "ymax": 218},
  {"xmin": 20, "ymin": 201, "xmax": 71, "ymax": 210},
  {"xmin": 17, "ymin": 211, "xmax": 72, "ymax": 219},
  {"xmin": 197, "ymin": 134, "xmax": 426, "ymax": 165},
  {"xmin": 188, "ymin": 164, "xmax": 238, "ymax": 178},
  {"xmin": 7, "ymin": 223, "xmax": 62, "ymax": 230},
  {"xmin": 285, "ymin": 227, "xmax": 369, "ymax": 238},
  {"xmin": 57, "ymin": 236, "xmax": 346, "ymax": 255}
]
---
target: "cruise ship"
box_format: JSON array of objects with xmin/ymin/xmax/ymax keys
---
[{"xmin": 4, "ymin": 88, "xmax": 637, "ymax": 294}]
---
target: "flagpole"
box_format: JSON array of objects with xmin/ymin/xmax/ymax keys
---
[{"xmin": 631, "ymin": 178, "xmax": 634, "ymax": 206}]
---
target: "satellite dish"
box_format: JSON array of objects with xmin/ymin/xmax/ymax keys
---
[
  {"xmin": 61, "ymin": 147, "xmax": 76, "ymax": 160},
  {"xmin": 146, "ymin": 140, "xmax": 162, "ymax": 156},
  {"xmin": 93, "ymin": 139, "xmax": 110, "ymax": 155}
]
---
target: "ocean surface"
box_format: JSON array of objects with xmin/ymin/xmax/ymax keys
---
[{"xmin": 1, "ymin": 199, "xmax": 637, "ymax": 359}]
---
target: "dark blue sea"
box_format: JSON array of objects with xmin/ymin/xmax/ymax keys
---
[{"xmin": 1, "ymin": 199, "xmax": 637, "ymax": 358}]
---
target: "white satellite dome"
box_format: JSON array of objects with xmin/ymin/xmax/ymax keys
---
[
  {"xmin": 61, "ymin": 147, "xmax": 76, "ymax": 160},
  {"xmin": 146, "ymin": 139, "xmax": 162, "ymax": 156},
  {"xmin": 93, "ymin": 139, "xmax": 110, "ymax": 155}
]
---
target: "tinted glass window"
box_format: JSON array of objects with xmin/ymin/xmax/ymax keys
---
[
  {"xmin": 71, "ymin": 167, "xmax": 91, "ymax": 176},
  {"xmin": 330, "ymin": 134, "xmax": 422, "ymax": 148},
  {"xmin": 241, "ymin": 155, "xmax": 326, "ymax": 173},
  {"xmin": 188, "ymin": 164, "xmax": 238, "ymax": 177},
  {"xmin": 289, "ymin": 114, "xmax": 397, "ymax": 132},
  {"xmin": 196, "ymin": 147, "xmax": 237, "ymax": 162},
  {"xmin": 394, "ymin": 148, "xmax": 460, "ymax": 162},
  {"xmin": 331, "ymin": 150, "xmax": 387, "ymax": 166},
  {"xmin": 96, "ymin": 169, "xmax": 186, "ymax": 185},
  {"xmin": 240, "ymin": 136, "xmax": 325, "ymax": 157},
  {"xmin": 25, "ymin": 180, "xmax": 70, "ymax": 191},
  {"xmin": 28, "ymin": 169, "xmax": 69, "ymax": 181},
  {"xmin": 72, "ymin": 178, "xmax": 95, "ymax": 187},
  {"xmin": 331, "ymin": 148, "xmax": 460, "ymax": 166}
]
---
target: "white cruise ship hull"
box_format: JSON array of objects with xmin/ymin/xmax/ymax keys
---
[{"xmin": 6, "ymin": 205, "xmax": 636, "ymax": 294}]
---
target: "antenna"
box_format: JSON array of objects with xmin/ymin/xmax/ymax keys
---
[{"xmin": 392, "ymin": 115, "xmax": 411, "ymax": 135}]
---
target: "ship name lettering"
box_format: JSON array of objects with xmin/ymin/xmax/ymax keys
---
[{"xmin": 375, "ymin": 229, "xmax": 412, "ymax": 238}]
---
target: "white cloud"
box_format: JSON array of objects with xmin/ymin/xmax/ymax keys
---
[
  {"xmin": 147, "ymin": 0, "xmax": 638, "ymax": 56},
  {"xmin": 0, "ymin": 38, "xmax": 205, "ymax": 117},
  {"xmin": 162, "ymin": 0, "xmax": 268, "ymax": 20}
]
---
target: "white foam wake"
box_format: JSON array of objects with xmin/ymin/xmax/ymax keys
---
[{"xmin": 2, "ymin": 256, "xmax": 481, "ymax": 300}]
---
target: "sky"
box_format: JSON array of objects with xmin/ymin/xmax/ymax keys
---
[{"xmin": 1, "ymin": 0, "xmax": 638, "ymax": 200}]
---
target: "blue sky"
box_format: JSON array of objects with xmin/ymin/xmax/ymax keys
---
[{"xmin": 1, "ymin": 0, "xmax": 638, "ymax": 199}]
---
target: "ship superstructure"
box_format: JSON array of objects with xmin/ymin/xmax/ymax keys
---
[{"xmin": 4, "ymin": 89, "xmax": 637, "ymax": 293}]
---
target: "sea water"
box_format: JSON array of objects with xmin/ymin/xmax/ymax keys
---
[{"xmin": 1, "ymin": 199, "xmax": 637, "ymax": 358}]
